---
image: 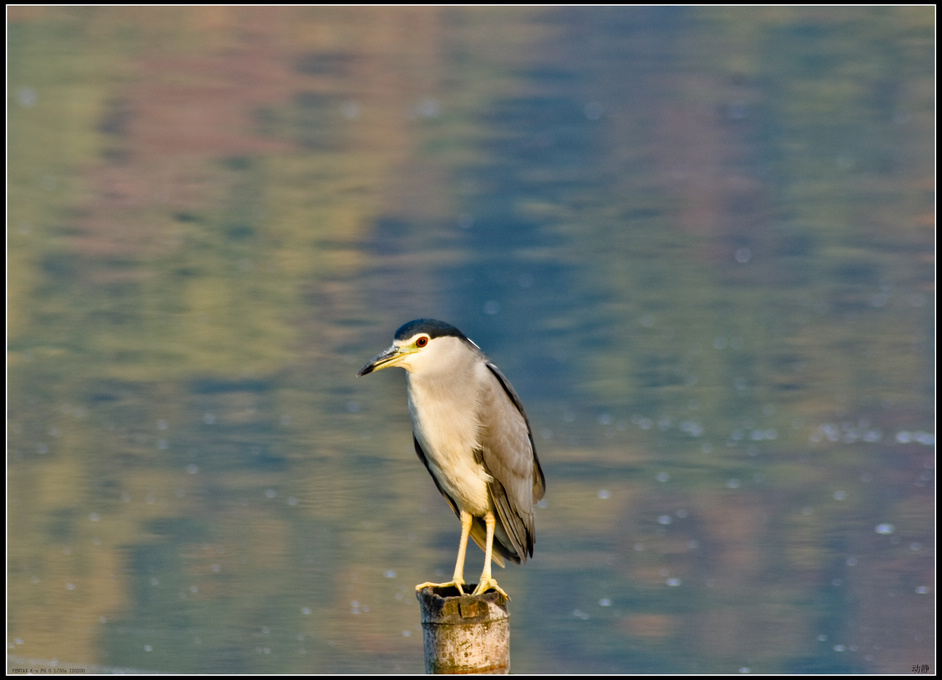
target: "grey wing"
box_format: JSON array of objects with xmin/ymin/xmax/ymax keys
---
[{"xmin": 476, "ymin": 359, "xmax": 546, "ymax": 563}]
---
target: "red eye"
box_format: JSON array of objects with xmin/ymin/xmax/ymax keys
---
[{"xmin": 416, "ymin": 336, "xmax": 429, "ymax": 348}]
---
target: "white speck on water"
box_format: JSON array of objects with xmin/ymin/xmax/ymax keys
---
[
  {"xmin": 416, "ymin": 98, "xmax": 440, "ymax": 118},
  {"xmin": 584, "ymin": 101, "xmax": 604, "ymax": 120},
  {"xmin": 342, "ymin": 100, "xmax": 360, "ymax": 119},
  {"xmin": 17, "ymin": 87, "xmax": 37, "ymax": 107}
]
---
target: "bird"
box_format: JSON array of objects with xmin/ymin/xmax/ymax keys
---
[{"xmin": 357, "ymin": 319, "xmax": 545, "ymax": 598}]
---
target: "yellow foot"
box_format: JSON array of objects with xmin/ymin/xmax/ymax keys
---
[
  {"xmin": 471, "ymin": 576, "xmax": 510, "ymax": 599},
  {"xmin": 415, "ymin": 579, "xmax": 466, "ymax": 596}
]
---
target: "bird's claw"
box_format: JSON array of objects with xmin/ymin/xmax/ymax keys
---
[
  {"xmin": 471, "ymin": 576, "xmax": 510, "ymax": 599},
  {"xmin": 415, "ymin": 579, "xmax": 466, "ymax": 596}
]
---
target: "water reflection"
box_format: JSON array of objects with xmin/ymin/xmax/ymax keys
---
[{"xmin": 8, "ymin": 6, "xmax": 934, "ymax": 675}]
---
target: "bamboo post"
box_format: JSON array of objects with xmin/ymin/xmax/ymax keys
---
[{"xmin": 416, "ymin": 585, "xmax": 510, "ymax": 674}]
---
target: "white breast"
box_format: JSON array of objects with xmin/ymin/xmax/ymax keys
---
[{"xmin": 406, "ymin": 364, "xmax": 492, "ymax": 517}]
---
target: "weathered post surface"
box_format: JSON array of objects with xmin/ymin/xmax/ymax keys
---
[{"xmin": 416, "ymin": 585, "xmax": 510, "ymax": 674}]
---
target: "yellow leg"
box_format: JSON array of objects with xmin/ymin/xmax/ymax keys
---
[
  {"xmin": 416, "ymin": 510, "xmax": 472, "ymax": 595},
  {"xmin": 471, "ymin": 509, "xmax": 509, "ymax": 599}
]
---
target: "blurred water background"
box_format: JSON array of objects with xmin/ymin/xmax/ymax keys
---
[{"xmin": 7, "ymin": 6, "xmax": 934, "ymax": 674}]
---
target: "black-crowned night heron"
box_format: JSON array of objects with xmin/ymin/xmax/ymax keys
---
[{"xmin": 358, "ymin": 319, "xmax": 545, "ymax": 598}]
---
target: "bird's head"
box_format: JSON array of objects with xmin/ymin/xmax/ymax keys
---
[{"xmin": 357, "ymin": 318, "xmax": 479, "ymax": 377}]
